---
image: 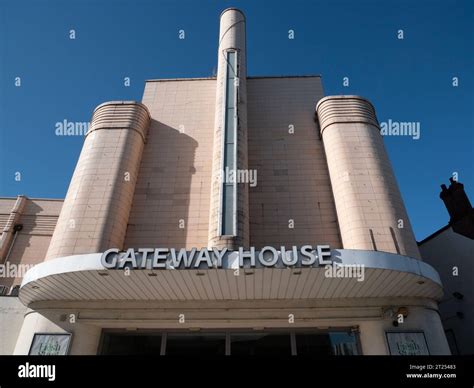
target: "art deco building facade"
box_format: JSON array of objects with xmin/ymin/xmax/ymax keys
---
[{"xmin": 0, "ymin": 9, "xmax": 449, "ymax": 355}]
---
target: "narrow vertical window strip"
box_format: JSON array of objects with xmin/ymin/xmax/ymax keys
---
[{"xmin": 221, "ymin": 51, "xmax": 238, "ymax": 236}]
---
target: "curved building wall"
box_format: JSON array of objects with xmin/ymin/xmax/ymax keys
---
[
  {"xmin": 208, "ymin": 8, "xmax": 250, "ymax": 249},
  {"xmin": 45, "ymin": 101, "xmax": 150, "ymax": 259},
  {"xmin": 316, "ymin": 96, "xmax": 420, "ymax": 259}
]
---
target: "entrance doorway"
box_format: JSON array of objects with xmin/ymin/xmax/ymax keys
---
[{"xmin": 99, "ymin": 330, "xmax": 359, "ymax": 355}]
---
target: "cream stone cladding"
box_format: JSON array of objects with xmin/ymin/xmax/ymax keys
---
[
  {"xmin": 125, "ymin": 76, "xmax": 342, "ymax": 251},
  {"xmin": 124, "ymin": 79, "xmax": 216, "ymax": 249},
  {"xmin": 45, "ymin": 102, "xmax": 150, "ymax": 259},
  {"xmin": 316, "ymin": 95, "xmax": 420, "ymax": 258},
  {"xmin": 247, "ymin": 76, "xmax": 342, "ymax": 248}
]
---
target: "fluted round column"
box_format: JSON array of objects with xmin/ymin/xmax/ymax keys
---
[
  {"xmin": 46, "ymin": 101, "xmax": 150, "ymax": 260},
  {"xmin": 317, "ymin": 95, "xmax": 420, "ymax": 259},
  {"xmin": 208, "ymin": 8, "xmax": 249, "ymax": 249}
]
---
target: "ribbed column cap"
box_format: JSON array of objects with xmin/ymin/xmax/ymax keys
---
[
  {"xmin": 88, "ymin": 101, "xmax": 151, "ymax": 141},
  {"xmin": 316, "ymin": 95, "xmax": 379, "ymax": 134},
  {"xmin": 93, "ymin": 100, "xmax": 150, "ymax": 116}
]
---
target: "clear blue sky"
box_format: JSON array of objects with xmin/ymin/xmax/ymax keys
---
[{"xmin": 0, "ymin": 0, "xmax": 473, "ymax": 240}]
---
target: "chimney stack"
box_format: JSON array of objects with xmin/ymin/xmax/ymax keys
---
[{"xmin": 440, "ymin": 178, "xmax": 474, "ymax": 239}]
